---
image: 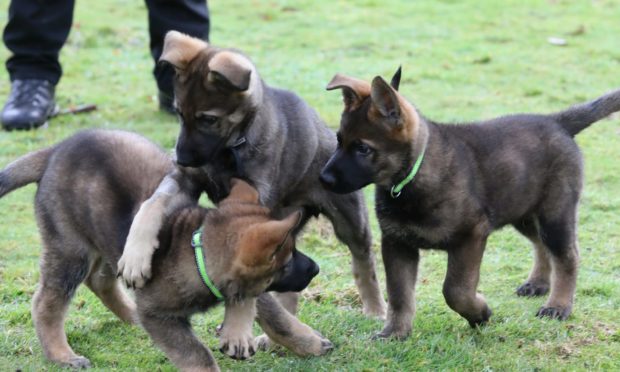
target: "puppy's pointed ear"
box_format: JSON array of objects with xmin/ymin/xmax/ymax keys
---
[
  {"xmin": 159, "ymin": 31, "xmax": 208, "ymax": 70},
  {"xmin": 326, "ymin": 74, "xmax": 371, "ymax": 112},
  {"xmin": 371, "ymin": 76, "xmax": 402, "ymax": 127},
  {"xmin": 207, "ymin": 51, "xmax": 252, "ymax": 92},
  {"xmin": 390, "ymin": 66, "xmax": 402, "ymax": 91},
  {"xmin": 221, "ymin": 178, "xmax": 259, "ymax": 204},
  {"xmin": 238, "ymin": 210, "xmax": 302, "ymax": 266}
]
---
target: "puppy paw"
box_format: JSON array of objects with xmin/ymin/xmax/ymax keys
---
[
  {"xmin": 516, "ymin": 281, "xmax": 550, "ymax": 297},
  {"xmin": 272, "ymin": 327, "xmax": 333, "ymax": 356},
  {"xmin": 371, "ymin": 325, "xmax": 411, "ymax": 341},
  {"xmin": 362, "ymin": 301, "xmax": 387, "ymax": 321},
  {"xmin": 310, "ymin": 330, "xmax": 334, "ymax": 356},
  {"xmin": 467, "ymin": 305, "xmax": 493, "ymax": 328},
  {"xmin": 536, "ymin": 306, "xmax": 571, "ymax": 320},
  {"xmin": 117, "ymin": 239, "xmax": 158, "ymax": 288},
  {"xmin": 255, "ymin": 334, "xmax": 272, "ymax": 351},
  {"xmin": 219, "ymin": 331, "xmax": 256, "ymax": 360},
  {"xmin": 63, "ymin": 355, "xmax": 91, "ymax": 369}
]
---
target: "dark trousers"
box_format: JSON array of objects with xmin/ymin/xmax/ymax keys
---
[{"xmin": 3, "ymin": 0, "xmax": 209, "ymax": 94}]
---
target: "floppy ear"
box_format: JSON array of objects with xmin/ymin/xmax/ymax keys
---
[
  {"xmin": 371, "ymin": 76, "xmax": 402, "ymax": 127},
  {"xmin": 159, "ymin": 31, "xmax": 208, "ymax": 70},
  {"xmin": 221, "ymin": 178, "xmax": 259, "ymax": 204},
  {"xmin": 390, "ymin": 66, "xmax": 402, "ymax": 91},
  {"xmin": 326, "ymin": 74, "xmax": 371, "ymax": 112},
  {"xmin": 207, "ymin": 51, "xmax": 252, "ymax": 92},
  {"xmin": 238, "ymin": 210, "xmax": 302, "ymax": 266}
]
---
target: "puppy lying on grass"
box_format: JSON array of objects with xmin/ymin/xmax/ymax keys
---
[{"xmin": 0, "ymin": 129, "xmax": 319, "ymax": 371}]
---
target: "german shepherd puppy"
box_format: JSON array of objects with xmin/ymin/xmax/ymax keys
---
[
  {"xmin": 117, "ymin": 31, "xmax": 386, "ymax": 352},
  {"xmin": 0, "ymin": 130, "xmax": 323, "ymax": 370},
  {"xmin": 320, "ymin": 68, "xmax": 620, "ymax": 339}
]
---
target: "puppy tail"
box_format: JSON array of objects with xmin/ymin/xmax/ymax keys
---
[
  {"xmin": 553, "ymin": 88, "xmax": 620, "ymax": 136},
  {"xmin": 0, "ymin": 147, "xmax": 54, "ymax": 198}
]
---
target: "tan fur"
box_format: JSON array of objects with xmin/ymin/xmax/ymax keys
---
[
  {"xmin": 123, "ymin": 32, "xmax": 384, "ymax": 354},
  {"xmin": 160, "ymin": 30, "xmax": 208, "ymax": 70},
  {"xmin": 323, "ymin": 72, "xmax": 618, "ymax": 338},
  {"xmin": 85, "ymin": 258, "xmax": 137, "ymax": 323},
  {"xmin": 367, "ymin": 77, "xmax": 419, "ymax": 143},
  {"xmin": 119, "ymin": 193, "xmax": 169, "ymax": 287},
  {"xmin": 218, "ymin": 299, "xmax": 257, "ymax": 360},
  {"xmin": 236, "ymin": 211, "xmax": 300, "ymax": 268},
  {"xmin": 351, "ymin": 257, "xmax": 386, "ymax": 319},
  {"xmin": 222, "ymin": 178, "xmax": 260, "ymax": 204},
  {"xmin": 207, "ymin": 51, "xmax": 253, "ymax": 90},
  {"xmin": 326, "ymin": 73, "xmax": 371, "ymax": 112},
  {"xmin": 0, "ymin": 130, "xmax": 319, "ymax": 370},
  {"xmin": 255, "ymin": 294, "xmax": 333, "ymax": 356}
]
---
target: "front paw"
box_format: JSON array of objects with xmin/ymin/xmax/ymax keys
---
[
  {"xmin": 219, "ymin": 330, "xmax": 256, "ymax": 360},
  {"xmin": 61, "ymin": 355, "xmax": 92, "ymax": 369},
  {"xmin": 372, "ymin": 323, "xmax": 411, "ymax": 341},
  {"xmin": 516, "ymin": 280, "xmax": 550, "ymax": 297},
  {"xmin": 536, "ymin": 306, "xmax": 571, "ymax": 320},
  {"xmin": 312, "ymin": 330, "xmax": 334, "ymax": 356},
  {"xmin": 255, "ymin": 334, "xmax": 272, "ymax": 351},
  {"xmin": 268, "ymin": 327, "xmax": 333, "ymax": 356},
  {"xmin": 117, "ymin": 241, "xmax": 158, "ymax": 288},
  {"xmin": 363, "ymin": 300, "xmax": 387, "ymax": 321}
]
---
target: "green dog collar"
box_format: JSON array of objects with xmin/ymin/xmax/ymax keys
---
[
  {"xmin": 192, "ymin": 227, "xmax": 224, "ymax": 300},
  {"xmin": 390, "ymin": 141, "xmax": 428, "ymax": 198}
]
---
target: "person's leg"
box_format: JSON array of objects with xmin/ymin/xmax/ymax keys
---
[
  {"xmin": 2, "ymin": 0, "xmax": 75, "ymax": 130},
  {"xmin": 144, "ymin": 0, "xmax": 210, "ymax": 112},
  {"xmin": 4, "ymin": 0, "xmax": 75, "ymax": 84}
]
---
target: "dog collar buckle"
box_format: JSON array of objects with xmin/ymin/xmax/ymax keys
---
[
  {"xmin": 390, "ymin": 186, "xmax": 402, "ymax": 199},
  {"xmin": 390, "ymin": 141, "xmax": 428, "ymax": 199},
  {"xmin": 231, "ymin": 136, "xmax": 246, "ymax": 148}
]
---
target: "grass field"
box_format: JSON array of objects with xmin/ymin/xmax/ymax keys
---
[{"xmin": 1, "ymin": 0, "xmax": 619, "ymax": 370}]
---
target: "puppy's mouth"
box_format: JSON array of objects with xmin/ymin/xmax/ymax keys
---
[
  {"xmin": 266, "ymin": 250, "xmax": 320, "ymax": 293},
  {"xmin": 320, "ymin": 162, "xmax": 372, "ymax": 194},
  {"xmin": 176, "ymin": 133, "xmax": 230, "ymax": 167}
]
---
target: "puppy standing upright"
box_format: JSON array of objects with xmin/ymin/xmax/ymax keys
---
[
  {"xmin": 117, "ymin": 31, "xmax": 387, "ymax": 353},
  {"xmin": 321, "ymin": 68, "xmax": 620, "ymax": 338}
]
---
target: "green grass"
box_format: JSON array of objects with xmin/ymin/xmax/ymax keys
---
[{"xmin": 1, "ymin": 0, "xmax": 619, "ymax": 370}]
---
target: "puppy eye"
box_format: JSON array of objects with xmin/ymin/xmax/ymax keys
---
[
  {"xmin": 200, "ymin": 115, "xmax": 219, "ymax": 126},
  {"xmin": 336, "ymin": 132, "xmax": 343, "ymax": 148},
  {"xmin": 355, "ymin": 141, "xmax": 373, "ymax": 156}
]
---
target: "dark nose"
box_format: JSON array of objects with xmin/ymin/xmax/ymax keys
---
[
  {"xmin": 319, "ymin": 171, "xmax": 336, "ymax": 189},
  {"xmin": 175, "ymin": 148, "xmax": 201, "ymax": 167},
  {"xmin": 176, "ymin": 157, "xmax": 191, "ymax": 167},
  {"xmin": 309, "ymin": 261, "xmax": 320, "ymax": 278},
  {"xmin": 175, "ymin": 147, "xmax": 192, "ymax": 167}
]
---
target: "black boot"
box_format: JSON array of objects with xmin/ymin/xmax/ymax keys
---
[{"xmin": 1, "ymin": 79, "xmax": 58, "ymax": 131}]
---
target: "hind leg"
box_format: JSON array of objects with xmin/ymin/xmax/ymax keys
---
[
  {"xmin": 513, "ymin": 218, "xmax": 551, "ymax": 297},
  {"xmin": 254, "ymin": 291, "xmax": 299, "ymax": 351},
  {"xmin": 138, "ymin": 311, "xmax": 219, "ymax": 371},
  {"xmin": 272, "ymin": 292, "xmax": 300, "ymax": 314},
  {"xmin": 32, "ymin": 249, "xmax": 91, "ymax": 368},
  {"xmin": 255, "ymin": 293, "xmax": 333, "ymax": 357},
  {"xmin": 322, "ymin": 192, "xmax": 386, "ymax": 319},
  {"xmin": 536, "ymin": 212, "xmax": 579, "ymax": 320},
  {"xmin": 85, "ymin": 258, "xmax": 137, "ymax": 324}
]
